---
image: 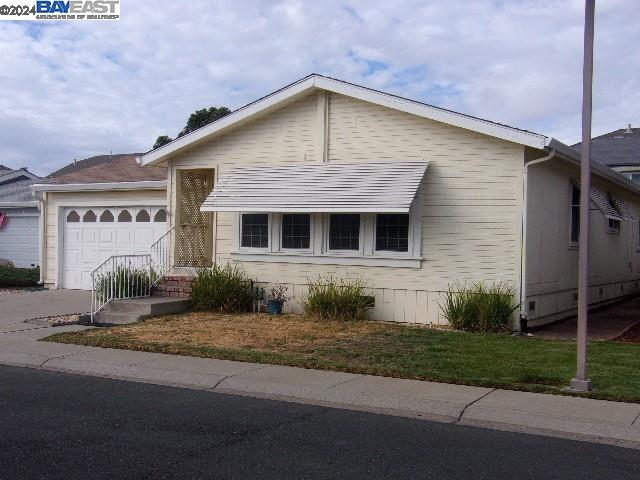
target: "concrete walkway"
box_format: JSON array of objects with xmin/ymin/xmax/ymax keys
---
[
  {"xmin": 0, "ymin": 289, "xmax": 90, "ymax": 330},
  {"xmin": 1, "ymin": 313, "xmax": 639, "ymax": 450},
  {"xmin": 534, "ymin": 295, "xmax": 640, "ymax": 340}
]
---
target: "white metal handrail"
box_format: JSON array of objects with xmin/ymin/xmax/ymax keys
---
[
  {"xmin": 90, "ymin": 254, "xmax": 151, "ymax": 322},
  {"xmin": 150, "ymin": 226, "xmax": 175, "ymax": 286}
]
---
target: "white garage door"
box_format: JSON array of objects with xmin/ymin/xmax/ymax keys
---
[
  {"xmin": 0, "ymin": 209, "xmax": 40, "ymax": 268},
  {"xmin": 62, "ymin": 206, "xmax": 168, "ymax": 290}
]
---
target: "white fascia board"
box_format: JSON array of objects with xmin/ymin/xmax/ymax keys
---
[
  {"xmin": 30, "ymin": 180, "xmax": 167, "ymax": 193},
  {"xmin": 0, "ymin": 201, "xmax": 39, "ymax": 208},
  {"xmin": 139, "ymin": 74, "xmax": 549, "ymax": 166},
  {"xmin": 546, "ymin": 138, "xmax": 640, "ymax": 195},
  {"xmin": 313, "ymin": 76, "xmax": 548, "ymax": 149}
]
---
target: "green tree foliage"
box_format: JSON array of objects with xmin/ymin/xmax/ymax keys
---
[
  {"xmin": 151, "ymin": 106, "xmax": 231, "ymax": 149},
  {"xmin": 178, "ymin": 106, "xmax": 231, "ymax": 137},
  {"xmin": 153, "ymin": 135, "xmax": 173, "ymax": 149}
]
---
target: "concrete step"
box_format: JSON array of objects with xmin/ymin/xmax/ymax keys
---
[{"xmin": 91, "ymin": 297, "xmax": 192, "ymax": 326}]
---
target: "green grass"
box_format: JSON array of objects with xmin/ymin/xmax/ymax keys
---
[
  {"xmin": 0, "ymin": 265, "xmax": 39, "ymax": 288},
  {"xmin": 43, "ymin": 312, "xmax": 640, "ymax": 403}
]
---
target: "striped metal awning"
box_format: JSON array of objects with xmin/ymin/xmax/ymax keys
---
[
  {"xmin": 576, "ymin": 182, "xmax": 623, "ymax": 221},
  {"xmin": 201, "ymin": 161, "xmax": 429, "ymax": 213}
]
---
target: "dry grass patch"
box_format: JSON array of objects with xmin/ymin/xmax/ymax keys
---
[{"xmin": 77, "ymin": 311, "xmax": 394, "ymax": 353}]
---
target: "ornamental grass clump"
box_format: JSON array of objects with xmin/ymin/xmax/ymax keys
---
[
  {"xmin": 93, "ymin": 265, "xmax": 150, "ymax": 304},
  {"xmin": 303, "ymin": 274, "xmax": 373, "ymax": 321},
  {"xmin": 191, "ymin": 264, "xmax": 256, "ymax": 313},
  {"xmin": 439, "ymin": 281, "xmax": 519, "ymax": 333}
]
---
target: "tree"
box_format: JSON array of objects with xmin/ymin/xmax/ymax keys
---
[
  {"xmin": 178, "ymin": 106, "xmax": 231, "ymax": 138},
  {"xmin": 153, "ymin": 135, "xmax": 173, "ymax": 149}
]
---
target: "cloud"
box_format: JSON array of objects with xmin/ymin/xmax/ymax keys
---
[{"xmin": 0, "ymin": 0, "xmax": 638, "ymax": 174}]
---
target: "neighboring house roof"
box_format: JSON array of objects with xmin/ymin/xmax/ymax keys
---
[
  {"xmin": 45, "ymin": 153, "xmax": 166, "ymax": 184},
  {"xmin": 572, "ymin": 126, "xmax": 640, "ymax": 167},
  {"xmin": 0, "ymin": 166, "xmax": 41, "ymax": 206}
]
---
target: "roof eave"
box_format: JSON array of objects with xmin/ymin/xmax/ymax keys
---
[
  {"xmin": 545, "ymin": 138, "xmax": 640, "ymax": 195},
  {"xmin": 138, "ymin": 74, "xmax": 548, "ymax": 166}
]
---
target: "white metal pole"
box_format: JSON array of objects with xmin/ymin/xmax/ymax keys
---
[{"xmin": 571, "ymin": 0, "xmax": 595, "ymax": 392}]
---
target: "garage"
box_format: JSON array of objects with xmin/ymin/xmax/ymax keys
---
[
  {"xmin": 62, "ymin": 206, "xmax": 167, "ymax": 289},
  {"xmin": 0, "ymin": 208, "xmax": 40, "ymax": 268}
]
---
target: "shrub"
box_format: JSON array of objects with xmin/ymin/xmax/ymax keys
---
[
  {"xmin": 191, "ymin": 264, "xmax": 256, "ymax": 313},
  {"xmin": 439, "ymin": 281, "xmax": 519, "ymax": 333},
  {"xmin": 93, "ymin": 266, "xmax": 150, "ymax": 303},
  {"xmin": 303, "ymin": 274, "xmax": 373, "ymax": 321},
  {"xmin": 0, "ymin": 265, "xmax": 39, "ymax": 288}
]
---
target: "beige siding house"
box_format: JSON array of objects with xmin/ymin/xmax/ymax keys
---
[{"xmin": 43, "ymin": 75, "xmax": 640, "ymax": 328}]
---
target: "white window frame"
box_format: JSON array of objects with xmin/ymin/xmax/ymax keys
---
[
  {"xmin": 324, "ymin": 213, "xmax": 365, "ymax": 255},
  {"xmin": 237, "ymin": 212, "xmax": 272, "ymax": 252},
  {"xmin": 276, "ymin": 213, "xmax": 314, "ymax": 254}
]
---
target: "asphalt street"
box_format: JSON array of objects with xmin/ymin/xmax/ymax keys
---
[{"xmin": 1, "ymin": 365, "xmax": 639, "ymax": 479}]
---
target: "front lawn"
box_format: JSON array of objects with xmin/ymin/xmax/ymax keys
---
[
  {"xmin": 44, "ymin": 312, "xmax": 640, "ymax": 403},
  {"xmin": 0, "ymin": 265, "xmax": 39, "ymax": 288}
]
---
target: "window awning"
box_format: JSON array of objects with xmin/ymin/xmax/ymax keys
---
[
  {"xmin": 201, "ymin": 161, "xmax": 429, "ymax": 213},
  {"xmin": 577, "ymin": 182, "xmax": 623, "ymax": 221},
  {"xmin": 610, "ymin": 193, "xmax": 635, "ymax": 220}
]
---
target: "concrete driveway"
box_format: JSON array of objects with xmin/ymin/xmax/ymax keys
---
[{"xmin": 0, "ymin": 289, "xmax": 90, "ymax": 330}]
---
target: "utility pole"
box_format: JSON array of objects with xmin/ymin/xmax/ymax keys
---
[{"xmin": 570, "ymin": 0, "xmax": 595, "ymax": 392}]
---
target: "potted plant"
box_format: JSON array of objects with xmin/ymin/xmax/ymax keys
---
[{"xmin": 267, "ymin": 284, "xmax": 289, "ymax": 315}]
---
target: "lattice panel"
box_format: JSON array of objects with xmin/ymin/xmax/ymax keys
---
[{"xmin": 178, "ymin": 170, "xmax": 212, "ymax": 267}]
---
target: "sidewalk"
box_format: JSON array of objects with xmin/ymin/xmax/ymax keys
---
[{"xmin": 1, "ymin": 323, "xmax": 640, "ymax": 450}]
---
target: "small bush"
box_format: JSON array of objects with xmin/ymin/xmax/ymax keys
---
[
  {"xmin": 303, "ymin": 274, "xmax": 373, "ymax": 321},
  {"xmin": 439, "ymin": 281, "xmax": 519, "ymax": 333},
  {"xmin": 0, "ymin": 265, "xmax": 39, "ymax": 288},
  {"xmin": 94, "ymin": 266, "xmax": 150, "ymax": 303},
  {"xmin": 191, "ymin": 264, "xmax": 256, "ymax": 313}
]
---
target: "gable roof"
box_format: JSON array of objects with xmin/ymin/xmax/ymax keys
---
[
  {"xmin": 572, "ymin": 126, "xmax": 640, "ymax": 167},
  {"xmin": 0, "ymin": 166, "xmax": 41, "ymax": 205},
  {"xmin": 45, "ymin": 153, "xmax": 166, "ymax": 184},
  {"xmin": 139, "ymin": 74, "xmax": 551, "ymax": 166}
]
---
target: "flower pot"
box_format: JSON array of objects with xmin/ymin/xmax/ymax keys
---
[{"xmin": 267, "ymin": 299, "xmax": 284, "ymax": 315}]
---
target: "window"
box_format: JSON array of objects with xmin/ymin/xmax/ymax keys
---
[
  {"xmin": 136, "ymin": 209, "xmax": 150, "ymax": 222},
  {"xmin": 66, "ymin": 210, "xmax": 80, "ymax": 223},
  {"xmin": 154, "ymin": 209, "xmax": 167, "ymax": 222},
  {"xmin": 241, "ymin": 213, "xmax": 269, "ymax": 249},
  {"xmin": 570, "ymin": 184, "xmax": 580, "ymax": 244},
  {"xmin": 118, "ymin": 210, "xmax": 132, "ymax": 222},
  {"xmin": 281, "ymin": 214, "xmax": 310, "ymax": 249},
  {"xmin": 83, "ymin": 210, "xmax": 96, "ymax": 222},
  {"xmin": 375, "ymin": 214, "xmax": 409, "ymax": 252},
  {"xmin": 608, "ymin": 218, "xmax": 621, "ymax": 234},
  {"xmin": 329, "ymin": 214, "xmax": 360, "ymax": 251},
  {"xmin": 99, "ymin": 210, "xmax": 114, "ymax": 222}
]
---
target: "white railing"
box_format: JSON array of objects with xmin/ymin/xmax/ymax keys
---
[
  {"xmin": 150, "ymin": 226, "xmax": 174, "ymax": 286},
  {"xmin": 90, "ymin": 254, "xmax": 151, "ymax": 322}
]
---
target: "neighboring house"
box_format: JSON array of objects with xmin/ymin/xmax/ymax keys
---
[
  {"xmin": 0, "ymin": 165, "xmax": 41, "ymax": 267},
  {"xmin": 31, "ymin": 154, "xmax": 167, "ymax": 289},
  {"xmin": 573, "ymin": 124, "xmax": 640, "ymax": 181},
  {"xmin": 129, "ymin": 74, "xmax": 640, "ymax": 328}
]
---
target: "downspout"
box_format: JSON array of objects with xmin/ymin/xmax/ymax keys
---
[
  {"xmin": 519, "ymin": 148, "xmax": 555, "ymax": 333},
  {"xmin": 37, "ymin": 191, "xmax": 47, "ymax": 285}
]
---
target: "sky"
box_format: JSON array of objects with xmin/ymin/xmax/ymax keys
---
[{"xmin": 0, "ymin": 0, "xmax": 638, "ymax": 176}]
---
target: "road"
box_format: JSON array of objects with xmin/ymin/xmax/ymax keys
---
[{"xmin": 1, "ymin": 365, "xmax": 638, "ymax": 479}]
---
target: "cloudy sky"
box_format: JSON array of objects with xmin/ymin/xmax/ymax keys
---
[{"xmin": 1, "ymin": 0, "xmax": 638, "ymax": 176}]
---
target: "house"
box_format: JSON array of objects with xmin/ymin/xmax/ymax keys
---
[
  {"xmin": 0, "ymin": 165, "xmax": 41, "ymax": 267},
  {"xmin": 31, "ymin": 154, "xmax": 167, "ymax": 289},
  {"xmin": 573, "ymin": 124, "xmax": 640, "ymax": 182},
  {"xmin": 38, "ymin": 75, "xmax": 640, "ymax": 328}
]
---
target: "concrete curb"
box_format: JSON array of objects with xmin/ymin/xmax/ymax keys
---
[{"xmin": 1, "ymin": 331, "xmax": 640, "ymax": 450}]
